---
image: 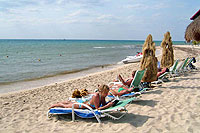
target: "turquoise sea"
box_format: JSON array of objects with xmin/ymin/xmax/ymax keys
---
[{"xmin": 0, "ymin": 39, "xmax": 185, "ymax": 92}]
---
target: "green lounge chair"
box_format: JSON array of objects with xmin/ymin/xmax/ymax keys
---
[
  {"xmin": 108, "ymin": 69, "xmax": 146, "ymax": 92},
  {"xmin": 169, "ymin": 59, "xmax": 179, "ymax": 77},
  {"xmin": 178, "ymin": 57, "xmax": 189, "ymax": 73},
  {"xmin": 152, "ymin": 71, "xmax": 170, "ymax": 84},
  {"xmin": 129, "ymin": 69, "xmax": 146, "ymax": 89}
]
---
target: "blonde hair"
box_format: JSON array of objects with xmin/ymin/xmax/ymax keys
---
[{"xmin": 98, "ymin": 84, "xmax": 109, "ymax": 93}]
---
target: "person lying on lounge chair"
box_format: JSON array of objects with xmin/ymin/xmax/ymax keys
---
[
  {"xmin": 49, "ymin": 85, "xmax": 115, "ymax": 110},
  {"xmin": 108, "ymin": 84, "xmax": 136, "ymax": 96},
  {"xmin": 157, "ymin": 67, "xmax": 169, "ymax": 77}
]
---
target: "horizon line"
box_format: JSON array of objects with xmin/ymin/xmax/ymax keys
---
[{"xmin": 0, "ymin": 38, "xmax": 186, "ymax": 42}]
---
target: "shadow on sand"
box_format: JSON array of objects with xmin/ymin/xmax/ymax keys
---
[
  {"xmin": 50, "ymin": 111, "xmax": 153, "ymax": 127},
  {"xmin": 103, "ymin": 113, "xmax": 153, "ymax": 127},
  {"xmin": 132, "ymin": 99, "xmax": 158, "ymax": 107},
  {"xmin": 142, "ymin": 89, "xmax": 163, "ymax": 95}
]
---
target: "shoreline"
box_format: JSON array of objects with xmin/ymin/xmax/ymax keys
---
[
  {"xmin": 0, "ymin": 48, "xmax": 162, "ymax": 95},
  {"xmin": 0, "ymin": 63, "xmax": 121, "ymax": 95}
]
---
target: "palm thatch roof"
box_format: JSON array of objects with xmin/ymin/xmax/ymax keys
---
[
  {"xmin": 185, "ymin": 16, "xmax": 200, "ymax": 42},
  {"xmin": 140, "ymin": 34, "xmax": 157, "ymax": 82},
  {"xmin": 161, "ymin": 31, "xmax": 174, "ymax": 68}
]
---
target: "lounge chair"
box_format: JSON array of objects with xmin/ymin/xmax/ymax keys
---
[
  {"xmin": 177, "ymin": 57, "xmax": 189, "ymax": 73},
  {"xmin": 107, "ymin": 69, "xmax": 146, "ymax": 99},
  {"xmin": 47, "ymin": 97, "xmax": 135, "ymax": 123},
  {"xmin": 186, "ymin": 57, "xmax": 194, "ymax": 70},
  {"xmin": 152, "ymin": 71, "xmax": 170, "ymax": 84},
  {"xmin": 186, "ymin": 57, "xmax": 197, "ymax": 71},
  {"xmin": 169, "ymin": 59, "xmax": 179, "ymax": 77},
  {"xmin": 109, "ymin": 69, "xmax": 146, "ymax": 90},
  {"xmin": 152, "ymin": 60, "xmax": 179, "ymax": 84},
  {"xmin": 107, "ymin": 91, "xmax": 141, "ymax": 101}
]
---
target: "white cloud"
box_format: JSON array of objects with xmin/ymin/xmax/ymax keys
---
[
  {"xmin": 67, "ymin": 10, "xmax": 85, "ymax": 17},
  {"xmin": 97, "ymin": 14, "xmax": 112, "ymax": 20},
  {"xmin": 95, "ymin": 14, "xmax": 120, "ymax": 23},
  {"xmin": 125, "ymin": 2, "xmax": 168, "ymax": 10},
  {"xmin": 125, "ymin": 3, "xmax": 149, "ymax": 10},
  {"xmin": 152, "ymin": 13, "xmax": 161, "ymax": 17},
  {"xmin": 61, "ymin": 19, "xmax": 79, "ymax": 24},
  {"xmin": 153, "ymin": 3, "xmax": 168, "ymax": 9}
]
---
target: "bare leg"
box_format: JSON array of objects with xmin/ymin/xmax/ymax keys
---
[
  {"xmin": 59, "ymin": 101, "xmax": 72, "ymax": 104},
  {"xmin": 49, "ymin": 102, "xmax": 79, "ymax": 109}
]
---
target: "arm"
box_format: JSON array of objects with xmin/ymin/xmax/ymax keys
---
[
  {"xmin": 118, "ymin": 74, "xmax": 126, "ymax": 85},
  {"xmin": 101, "ymin": 97, "xmax": 107, "ymax": 106},
  {"xmin": 92, "ymin": 93, "xmax": 101, "ymax": 109},
  {"xmin": 97, "ymin": 101, "xmax": 114, "ymax": 110},
  {"xmin": 119, "ymin": 75, "xmax": 132, "ymax": 87}
]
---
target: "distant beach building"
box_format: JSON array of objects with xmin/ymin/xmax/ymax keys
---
[
  {"xmin": 190, "ymin": 9, "xmax": 200, "ymax": 20},
  {"xmin": 185, "ymin": 9, "xmax": 200, "ymax": 42}
]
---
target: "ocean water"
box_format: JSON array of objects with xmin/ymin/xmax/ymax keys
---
[{"xmin": 0, "ymin": 39, "xmax": 185, "ymax": 92}]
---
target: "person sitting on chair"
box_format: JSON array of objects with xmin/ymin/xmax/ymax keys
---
[{"xmin": 114, "ymin": 70, "xmax": 136, "ymax": 87}]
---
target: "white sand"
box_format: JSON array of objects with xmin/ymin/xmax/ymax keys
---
[{"xmin": 0, "ymin": 45, "xmax": 200, "ymax": 133}]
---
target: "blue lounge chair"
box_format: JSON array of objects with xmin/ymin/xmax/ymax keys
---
[{"xmin": 47, "ymin": 97, "xmax": 135, "ymax": 123}]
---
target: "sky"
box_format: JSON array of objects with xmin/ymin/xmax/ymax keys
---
[{"xmin": 0, "ymin": 0, "xmax": 199, "ymax": 41}]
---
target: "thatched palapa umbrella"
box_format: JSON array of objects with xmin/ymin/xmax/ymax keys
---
[
  {"xmin": 161, "ymin": 31, "xmax": 174, "ymax": 68},
  {"xmin": 185, "ymin": 10, "xmax": 200, "ymax": 42},
  {"xmin": 140, "ymin": 34, "xmax": 158, "ymax": 82}
]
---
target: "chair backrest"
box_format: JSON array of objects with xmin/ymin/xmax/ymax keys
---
[
  {"xmin": 180, "ymin": 57, "xmax": 189, "ymax": 70},
  {"xmin": 170, "ymin": 59, "xmax": 179, "ymax": 72},
  {"xmin": 130, "ymin": 69, "xmax": 145, "ymax": 88},
  {"xmin": 186, "ymin": 58, "xmax": 193, "ymax": 67},
  {"xmin": 158, "ymin": 72, "xmax": 169, "ymax": 79},
  {"xmin": 103, "ymin": 97, "xmax": 135, "ymax": 111}
]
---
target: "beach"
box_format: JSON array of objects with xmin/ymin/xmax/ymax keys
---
[{"xmin": 0, "ymin": 45, "xmax": 200, "ymax": 133}]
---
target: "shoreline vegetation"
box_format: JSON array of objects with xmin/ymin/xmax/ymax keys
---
[{"xmin": 0, "ymin": 45, "xmax": 200, "ymax": 132}]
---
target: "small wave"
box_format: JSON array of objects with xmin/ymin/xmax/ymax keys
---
[{"xmin": 93, "ymin": 47, "xmax": 106, "ymax": 49}]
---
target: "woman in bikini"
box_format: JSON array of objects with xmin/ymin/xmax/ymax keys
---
[
  {"xmin": 114, "ymin": 70, "xmax": 136, "ymax": 87},
  {"xmin": 108, "ymin": 84, "xmax": 135, "ymax": 96},
  {"xmin": 49, "ymin": 84, "xmax": 114, "ymax": 110}
]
